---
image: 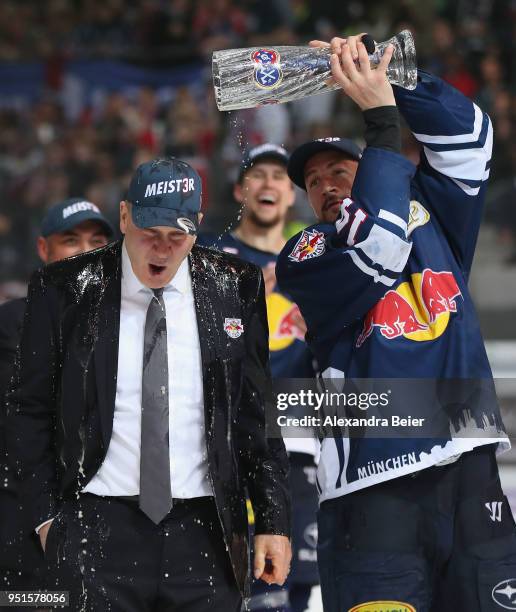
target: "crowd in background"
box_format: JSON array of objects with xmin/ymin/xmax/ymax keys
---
[{"xmin": 0, "ymin": 0, "xmax": 514, "ymax": 289}]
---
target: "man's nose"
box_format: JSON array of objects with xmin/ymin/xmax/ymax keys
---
[
  {"xmin": 154, "ymin": 239, "xmax": 170, "ymax": 255},
  {"xmin": 80, "ymin": 240, "xmax": 96, "ymax": 254},
  {"xmin": 321, "ymin": 179, "xmax": 337, "ymax": 195},
  {"xmin": 262, "ymin": 173, "xmax": 275, "ymax": 188}
]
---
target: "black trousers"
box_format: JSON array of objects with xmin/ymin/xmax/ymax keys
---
[
  {"xmin": 317, "ymin": 444, "xmax": 516, "ymax": 612},
  {"xmin": 0, "ymin": 488, "xmax": 46, "ymax": 612},
  {"xmin": 44, "ymin": 494, "xmax": 242, "ymax": 612}
]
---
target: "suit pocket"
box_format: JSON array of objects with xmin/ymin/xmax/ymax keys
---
[{"xmin": 43, "ymin": 512, "xmax": 63, "ymax": 561}]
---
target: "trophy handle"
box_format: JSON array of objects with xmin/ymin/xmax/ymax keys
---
[{"xmin": 373, "ymin": 30, "xmax": 417, "ymax": 90}]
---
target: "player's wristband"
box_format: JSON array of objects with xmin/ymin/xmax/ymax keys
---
[{"xmin": 363, "ymin": 106, "xmax": 401, "ymax": 154}]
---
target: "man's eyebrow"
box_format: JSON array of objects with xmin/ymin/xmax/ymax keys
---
[
  {"xmin": 328, "ymin": 159, "xmax": 351, "ymax": 172},
  {"xmin": 305, "ymin": 160, "xmax": 351, "ymax": 178}
]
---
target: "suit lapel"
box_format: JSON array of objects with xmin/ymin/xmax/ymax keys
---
[
  {"xmin": 190, "ymin": 246, "xmax": 218, "ymax": 359},
  {"xmin": 94, "ymin": 241, "xmax": 122, "ymax": 448},
  {"xmin": 189, "ymin": 246, "xmax": 225, "ymax": 438}
]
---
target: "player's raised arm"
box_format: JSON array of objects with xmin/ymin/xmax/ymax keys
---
[
  {"xmin": 394, "ymin": 71, "xmax": 493, "ymax": 274},
  {"xmin": 277, "ymin": 34, "xmax": 415, "ymax": 357}
]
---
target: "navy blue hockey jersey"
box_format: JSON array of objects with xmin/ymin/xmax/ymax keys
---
[{"xmin": 276, "ymin": 71, "xmax": 508, "ymax": 501}]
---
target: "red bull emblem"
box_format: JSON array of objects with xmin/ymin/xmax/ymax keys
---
[
  {"xmin": 224, "ymin": 318, "xmax": 244, "ymax": 339},
  {"xmin": 267, "ymin": 294, "xmax": 305, "ymax": 350},
  {"xmin": 356, "ymin": 268, "xmax": 462, "ymax": 347},
  {"xmin": 420, "ymin": 269, "xmax": 461, "ymax": 322},
  {"xmin": 288, "ymin": 229, "xmax": 325, "ymax": 263},
  {"xmin": 276, "ymin": 304, "xmax": 305, "ymax": 341}
]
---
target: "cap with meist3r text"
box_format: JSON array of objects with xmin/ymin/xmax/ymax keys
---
[
  {"xmin": 40, "ymin": 198, "xmax": 114, "ymax": 238},
  {"xmin": 127, "ymin": 157, "xmax": 202, "ymax": 235}
]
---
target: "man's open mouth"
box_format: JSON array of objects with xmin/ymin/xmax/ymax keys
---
[
  {"xmin": 149, "ymin": 263, "xmax": 166, "ymax": 276},
  {"xmin": 258, "ymin": 194, "xmax": 276, "ymax": 206}
]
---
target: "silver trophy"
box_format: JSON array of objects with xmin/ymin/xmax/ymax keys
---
[{"xmin": 213, "ymin": 30, "xmax": 417, "ymax": 112}]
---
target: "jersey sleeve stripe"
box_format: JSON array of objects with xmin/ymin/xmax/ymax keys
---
[
  {"xmin": 353, "ymin": 224, "xmax": 412, "ymax": 279},
  {"xmin": 422, "ymin": 132, "xmax": 492, "ymax": 185},
  {"xmin": 451, "ymin": 179, "xmax": 481, "ymax": 196},
  {"xmin": 412, "ymin": 103, "xmax": 484, "ymax": 145},
  {"xmin": 345, "ymin": 251, "xmax": 398, "ymax": 286},
  {"xmin": 346, "ymin": 248, "xmax": 400, "ymax": 281},
  {"xmin": 378, "ymin": 209, "xmax": 408, "ymax": 235},
  {"xmin": 416, "ymin": 114, "xmax": 491, "ymax": 154}
]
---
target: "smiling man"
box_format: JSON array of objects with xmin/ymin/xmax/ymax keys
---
[
  {"xmin": 199, "ymin": 145, "xmax": 320, "ymax": 612},
  {"xmin": 5, "ymin": 157, "xmax": 291, "ymax": 611},
  {"xmin": 233, "ymin": 144, "xmax": 296, "ymax": 245}
]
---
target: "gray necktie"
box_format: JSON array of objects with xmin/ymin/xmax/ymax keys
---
[{"xmin": 139, "ymin": 287, "xmax": 173, "ymax": 524}]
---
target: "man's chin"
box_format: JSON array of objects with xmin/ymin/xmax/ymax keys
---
[
  {"xmin": 320, "ymin": 201, "xmax": 342, "ymax": 224},
  {"xmin": 248, "ymin": 211, "xmax": 283, "ymax": 229},
  {"xmin": 321, "ymin": 210, "xmax": 340, "ymax": 224}
]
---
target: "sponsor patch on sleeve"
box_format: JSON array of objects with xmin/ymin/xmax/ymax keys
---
[{"xmin": 288, "ymin": 229, "xmax": 326, "ymax": 263}]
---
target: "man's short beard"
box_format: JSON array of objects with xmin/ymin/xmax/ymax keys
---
[
  {"xmin": 322, "ymin": 210, "xmax": 340, "ymax": 224},
  {"xmin": 247, "ymin": 210, "xmax": 283, "ymax": 229}
]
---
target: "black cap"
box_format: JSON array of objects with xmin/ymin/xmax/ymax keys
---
[
  {"xmin": 287, "ymin": 137, "xmax": 363, "ymax": 190},
  {"xmin": 40, "ymin": 198, "xmax": 114, "ymax": 238},
  {"xmin": 127, "ymin": 157, "xmax": 202, "ymax": 235},
  {"xmin": 238, "ymin": 143, "xmax": 289, "ymax": 181}
]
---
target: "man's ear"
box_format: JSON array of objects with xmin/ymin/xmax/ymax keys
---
[
  {"xmin": 36, "ymin": 236, "xmax": 49, "ymax": 263},
  {"xmin": 233, "ymin": 182, "xmax": 244, "ymax": 205},
  {"xmin": 119, "ymin": 201, "xmax": 129, "ymax": 234},
  {"xmin": 286, "ymin": 183, "xmax": 296, "ymax": 209}
]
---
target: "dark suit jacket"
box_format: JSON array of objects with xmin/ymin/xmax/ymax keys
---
[
  {"xmin": 5, "ymin": 240, "xmax": 290, "ymax": 595},
  {"xmin": 0, "ymin": 297, "xmax": 45, "ymax": 572},
  {"xmin": 0, "ymin": 298, "xmax": 25, "ymax": 406}
]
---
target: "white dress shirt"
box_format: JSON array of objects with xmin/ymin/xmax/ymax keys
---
[{"xmin": 84, "ymin": 242, "xmax": 213, "ymax": 499}]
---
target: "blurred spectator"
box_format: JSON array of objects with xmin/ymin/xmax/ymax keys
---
[
  {"xmin": 0, "ymin": 0, "xmax": 514, "ymax": 289},
  {"xmin": 193, "ymin": 0, "xmax": 249, "ymax": 57}
]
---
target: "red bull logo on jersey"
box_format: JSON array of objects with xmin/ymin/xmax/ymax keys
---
[
  {"xmin": 267, "ymin": 293, "xmax": 305, "ymax": 351},
  {"xmin": 356, "ymin": 268, "xmax": 462, "ymax": 347},
  {"xmin": 420, "ymin": 269, "xmax": 461, "ymax": 322},
  {"xmin": 288, "ymin": 229, "xmax": 325, "ymax": 263},
  {"xmin": 224, "ymin": 318, "xmax": 244, "ymax": 338}
]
